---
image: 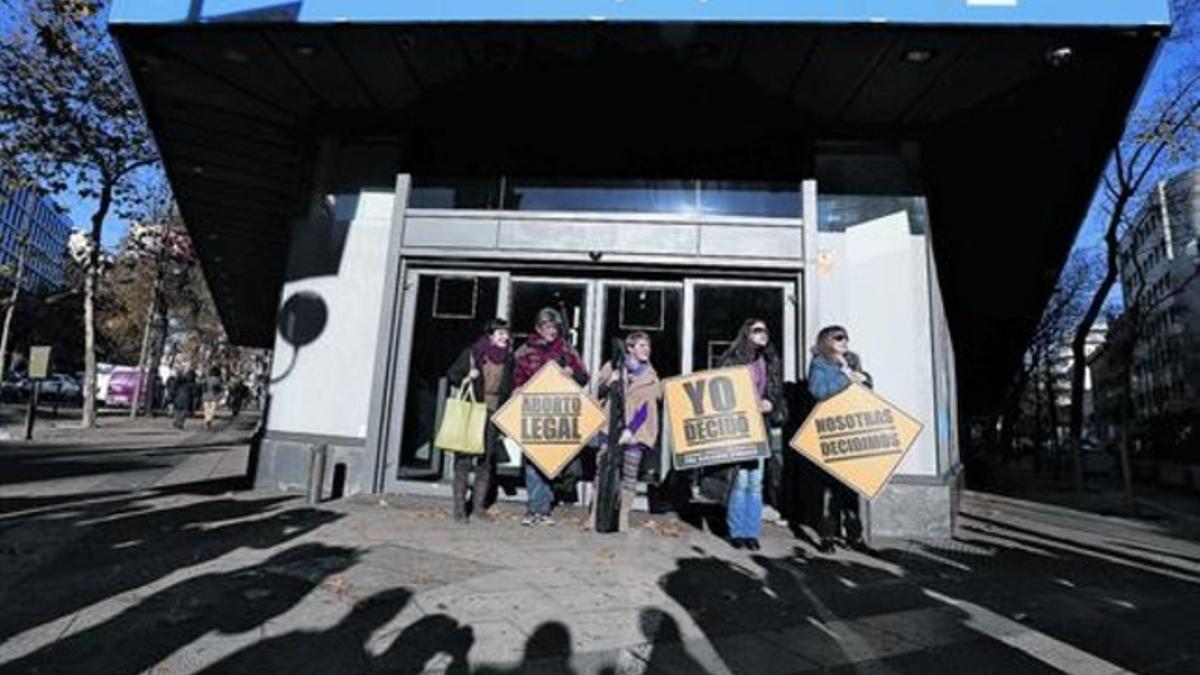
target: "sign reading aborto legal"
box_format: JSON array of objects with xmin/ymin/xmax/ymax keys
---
[
  {"xmin": 491, "ymin": 362, "xmax": 607, "ymax": 480},
  {"xmin": 790, "ymin": 383, "xmax": 923, "ymax": 500},
  {"xmin": 663, "ymin": 366, "xmax": 769, "ymax": 470}
]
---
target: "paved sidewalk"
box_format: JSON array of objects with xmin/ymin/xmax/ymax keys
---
[{"xmin": 1, "ymin": 436, "xmax": 1199, "ymax": 674}]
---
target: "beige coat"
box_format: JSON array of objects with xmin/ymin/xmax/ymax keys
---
[{"xmin": 595, "ymin": 360, "xmax": 662, "ymax": 447}]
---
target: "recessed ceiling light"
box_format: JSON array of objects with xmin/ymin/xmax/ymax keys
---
[
  {"xmin": 902, "ymin": 48, "xmax": 936, "ymax": 64},
  {"xmin": 1046, "ymin": 46, "xmax": 1073, "ymax": 66},
  {"xmin": 222, "ymin": 48, "xmax": 249, "ymax": 63},
  {"xmin": 294, "ymin": 44, "xmax": 319, "ymax": 58}
]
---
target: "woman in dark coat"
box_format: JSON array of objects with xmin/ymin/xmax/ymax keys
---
[
  {"xmin": 807, "ymin": 325, "xmax": 869, "ymax": 551},
  {"xmin": 717, "ymin": 318, "xmax": 788, "ymax": 551},
  {"xmin": 446, "ymin": 318, "xmax": 515, "ymax": 522}
]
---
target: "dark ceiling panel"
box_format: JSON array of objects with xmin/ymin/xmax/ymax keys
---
[
  {"xmin": 738, "ymin": 29, "xmax": 819, "ymax": 99},
  {"xmin": 152, "ymin": 31, "xmax": 320, "ymax": 116},
  {"xmin": 399, "ymin": 31, "xmax": 470, "ymax": 90},
  {"xmin": 840, "ymin": 35, "xmax": 969, "ymax": 125},
  {"xmin": 265, "ymin": 30, "xmax": 376, "ymax": 110},
  {"xmin": 790, "ymin": 29, "xmax": 895, "ymax": 121},
  {"xmin": 135, "ymin": 44, "xmax": 296, "ymax": 125},
  {"xmin": 331, "ymin": 28, "xmax": 422, "ymax": 111}
]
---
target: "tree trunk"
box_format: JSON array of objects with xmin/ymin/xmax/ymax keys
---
[
  {"xmin": 130, "ymin": 258, "xmax": 163, "ymax": 418},
  {"xmin": 1068, "ymin": 193, "xmax": 1128, "ymax": 491},
  {"xmin": 81, "ymin": 181, "xmax": 114, "ymax": 429},
  {"xmin": 1118, "ymin": 346, "xmax": 1138, "ymax": 513},
  {"xmin": 0, "ymin": 233, "xmax": 28, "ymax": 379}
]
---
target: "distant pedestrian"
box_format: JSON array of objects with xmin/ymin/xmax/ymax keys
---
[
  {"xmin": 807, "ymin": 325, "xmax": 868, "ymax": 551},
  {"xmin": 228, "ymin": 378, "xmax": 248, "ymax": 417},
  {"xmin": 202, "ymin": 367, "xmax": 223, "ymax": 430},
  {"xmin": 171, "ymin": 369, "xmax": 194, "ymax": 430},
  {"xmin": 446, "ymin": 318, "xmax": 515, "ymax": 522},
  {"xmin": 513, "ymin": 307, "xmax": 589, "ymax": 526}
]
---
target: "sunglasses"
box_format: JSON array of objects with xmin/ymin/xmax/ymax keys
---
[
  {"xmin": 831, "ymin": 334, "xmax": 848, "ymax": 342},
  {"xmin": 750, "ymin": 326, "xmax": 769, "ymax": 335}
]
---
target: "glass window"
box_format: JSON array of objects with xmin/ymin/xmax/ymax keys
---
[
  {"xmin": 503, "ymin": 178, "xmax": 696, "ymax": 214},
  {"xmin": 700, "ymin": 181, "xmax": 801, "ymax": 218},
  {"xmin": 818, "ymin": 194, "xmax": 929, "ymax": 234},
  {"xmin": 408, "ymin": 177, "xmax": 501, "ymax": 209}
]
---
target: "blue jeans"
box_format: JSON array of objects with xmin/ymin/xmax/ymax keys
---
[
  {"xmin": 525, "ymin": 463, "xmax": 554, "ymax": 516},
  {"xmin": 726, "ymin": 462, "xmax": 763, "ymax": 539}
]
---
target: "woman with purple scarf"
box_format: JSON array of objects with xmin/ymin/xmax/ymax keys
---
[
  {"xmin": 716, "ymin": 318, "xmax": 788, "ymax": 550},
  {"xmin": 587, "ymin": 331, "xmax": 662, "ymax": 532},
  {"xmin": 447, "ymin": 318, "xmax": 515, "ymax": 523}
]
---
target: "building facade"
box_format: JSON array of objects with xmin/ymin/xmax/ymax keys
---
[
  {"xmin": 1110, "ymin": 168, "xmax": 1200, "ymax": 449},
  {"xmin": 0, "ymin": 182, "xmax": 72, "ymax": 292},
  {"xmin": 111, "ymin": 0, "xmax": 1169, "ymax": 538}
]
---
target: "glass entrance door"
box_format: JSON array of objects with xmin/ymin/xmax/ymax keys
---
[
  {"xmin": 394, "ymin": 270, "xmax": 508, "ymax": 478},
  {"xmin": 385, "ymin": 269, "xmax": 797, "ymax": 487},
  {"xmin": 684, "ymin": 279, "xmax": 798, "ymax": 380}
]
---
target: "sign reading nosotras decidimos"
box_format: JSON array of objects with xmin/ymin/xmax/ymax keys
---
[
  {"xmin": 663, "ymin": 366, "xmax": 769, "ymax": 470},
  {"xmin": 491, "ymin": 362, "xmax": 607, "ymax": 480},
  {"xmin": 790, "ymin": 383, "xmax": 923, "ymax": 500}
]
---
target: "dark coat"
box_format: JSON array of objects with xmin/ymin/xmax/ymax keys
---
[
  {"xmin": 719, "ymin": 346, "xmax": 788, "ymax": 428},
  {"xmin": 172, "ymin": 374, "xmax": 194, "ymax": 408},
  {"xmin": 447, "ymin": 347, "xmax": 515, "ymax": 408}
]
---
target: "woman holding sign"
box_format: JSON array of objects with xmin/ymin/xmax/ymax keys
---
[
  {"xmin": 514, "ymin": 307, "xmax": 589, "ymax": 526},
  {"xmin": 589, "ymin": 331, "xmax": 662, "ymax": 532},
  {"xmin": 718, "ymin": 318, "xmax": 788, "ymax": 551},
  {"xmin": 447, "ymin": 318, "xmax": 516, "ymax": 522},
  {"xmin": 807, "ymin": 325, "xmax": 868, "ymax": 551}
]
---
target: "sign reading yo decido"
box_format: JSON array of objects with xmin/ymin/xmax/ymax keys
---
[
  {"xmin": 491, "ymin": 362, "xmax": 607, "ymax": 479},
  {"xmin": 790, "ymin": 383, "xmax": 923, "ymax": 499},
  {"xmin": 663, "ymin": 366, "xmax": 770, "ymax": 470}
]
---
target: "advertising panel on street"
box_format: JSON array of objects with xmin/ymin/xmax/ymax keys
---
[
  {"xmin": 491, "ymin": 362, "xmax": 607, "ymax": 479},
  {"xmin": 663, "ymin": 366, "xmax": 769, "ymax": 470},
  {"xmin": 28, "ymin": 346, "xmax": 51, "ymax": 380},
  {"xmin": 790, "ymin": 383, "xmax": 923, "ymax": 499}
]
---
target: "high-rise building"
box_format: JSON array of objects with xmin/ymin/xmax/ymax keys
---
[
  {"xmin": 1113, "ymin": 167, "xmax": 1200, "ymax": 442},
  {"xmin": 0, "ymin": 182, "xmax": 72, "ymax": 292}
]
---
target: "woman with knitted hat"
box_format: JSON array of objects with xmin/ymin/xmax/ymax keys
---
[{"xmin": 513, "ymin": 306, "xmax": 589, "ymax": 526}]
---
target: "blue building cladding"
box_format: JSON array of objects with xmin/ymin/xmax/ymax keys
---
[
  {"xmin": 111, "ymin": 0, "xmax": 1170, "ymax": 27},
  {"xmin": 0, "ymin": 184, "xmax": 72, "ymax": 292}
]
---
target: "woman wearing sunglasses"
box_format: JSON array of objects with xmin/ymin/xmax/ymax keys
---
[
  {"xmin": 716, "ymin": 318, "xmax": 788, "ymax": 551},
  {"xmin": 807, "ymin": 325, "xmax": 869, "ymax": 551}
]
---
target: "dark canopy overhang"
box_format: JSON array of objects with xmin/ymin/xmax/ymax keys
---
[{"xmin": 110, "ymin": 20, "xmax": 1163, "ymax": 414}]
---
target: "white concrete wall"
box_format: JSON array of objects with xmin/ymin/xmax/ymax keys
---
[
  {"xmin": 815, "ymin": 211, "xmax": 939, "ymax": 476},
  {"xmin": 267, "ymin": 189, "xmax": 397, "ymax": 439},
  {"xmin": 928, "ymin": 246, "xmax": 960, "ymax": 474}
]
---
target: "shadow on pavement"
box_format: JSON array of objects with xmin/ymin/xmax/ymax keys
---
[
  {"xmin": 1, "ymin": 543, "xmax": 362, "ymax": 675},
  {"xmin": 0, "ymin": 488, "xmax": 341, "ymax": 646}
]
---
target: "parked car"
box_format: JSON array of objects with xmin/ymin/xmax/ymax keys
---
[
  {"xmin": 38, "ymin": 374, "xmax": 83, "ymax": 403},
  {"xmin": 106, "ymin": 369, "xmax": 149, "ymax": 408},
  {"xmin": 0, "ymin": 375, "xmax": 31, "ymax": 402}
]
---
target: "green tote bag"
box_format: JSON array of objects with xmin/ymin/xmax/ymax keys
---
[{"xmin": 435, "ymin": 384, "xmax": 488, "ymax": 455}]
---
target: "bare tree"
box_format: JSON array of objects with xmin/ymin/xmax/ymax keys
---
[
  {"xmin": 1001, "ymin": 252, "xmax": 1095, "ymax": 466},
  {"xmin": 0, "ymin": 0, "xmax": 159, "ymax": 427},
  {"xmin": 1066, "ymin": 39, "xmax": 1200, "ymax": 490}
]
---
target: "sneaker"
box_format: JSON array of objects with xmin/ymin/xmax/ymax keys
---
[
  {"xmin": 538, "ymin": 515, "xmax": 556, "ymax": 526},
  {"xmin": 522, "ymin": 514, "xmax": 538, "ymax": 526}
]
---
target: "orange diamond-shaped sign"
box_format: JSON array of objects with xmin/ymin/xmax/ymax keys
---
[
  {"xmin": 790, "ymin": 384, "xmax": 923, "ymax": 500},
  {"xmin": 492, "ymin": 362, "xmax": 607, "ymax": 479}
]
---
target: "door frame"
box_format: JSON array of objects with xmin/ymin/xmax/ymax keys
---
[
  {"xmin": 682, "ymin": 278, "xmax": 799, "ymax": 381},
  {"xmin": 381, "ymin": 267, "xmax": 511, "ymax": 489}
]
